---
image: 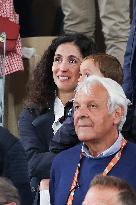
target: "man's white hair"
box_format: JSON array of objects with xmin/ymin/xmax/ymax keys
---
[{"xmin": 75, "ymin": 75, "xmax": 131, "ymax": 131}]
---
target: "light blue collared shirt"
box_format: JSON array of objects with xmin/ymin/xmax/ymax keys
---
[{"xmin": 82, "ymin": 132, "xmax": 123, "ymax": 158}]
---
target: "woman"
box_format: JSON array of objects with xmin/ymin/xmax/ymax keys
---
[{"xmin": 18, "ymin": 33, "xmax": 96, "ymax": 198}]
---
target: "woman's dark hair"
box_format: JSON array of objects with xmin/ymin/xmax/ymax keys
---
[{"xmin": 25, "ymin": 33, "xmax": 96, "ymax": 113}]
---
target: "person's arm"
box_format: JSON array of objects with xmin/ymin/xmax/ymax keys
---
[
  {"xmin": 123, "ymin": 0, "xmax": 136, "ymax": 101},
  {"xmin": 18, "ymin": 108, "xmax": 56, "ymax": 180},
  {"xmin": 49, "ymin": 108, "xmax": 80, "ymax": 153},
  {"xmin": 40, "ymin": 179, "xmax": 51, "ymax": 205}
]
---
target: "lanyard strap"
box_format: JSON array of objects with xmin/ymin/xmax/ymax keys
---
[{"xmin": 67, "ymin": 137, "xmax": 127, "ymax": 205}]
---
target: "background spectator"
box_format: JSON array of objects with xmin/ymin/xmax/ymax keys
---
[{"xmin": 61, "ymin": 0, "xmax": 130, "ymax": 66}]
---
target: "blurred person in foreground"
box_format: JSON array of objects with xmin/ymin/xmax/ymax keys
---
[
  {"xmin": 0, "ymin": 177, "xmax": 21, "ymax": 205},
  {"xmin": 83, "ymin": 174, "xmax": 136, "ymax": 205}
]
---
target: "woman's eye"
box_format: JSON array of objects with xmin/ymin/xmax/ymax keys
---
[
  {"xmin": 69, "ymin": 59, "xmax": 77, "ymax": 64},
  {"xmin": 54, "ymin": 57, "xmax": 61, "ymax": 63}
]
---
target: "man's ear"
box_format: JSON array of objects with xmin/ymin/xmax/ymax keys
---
[{"xmin": 112, "ymin": 105, "xmax": 124, "ymax": 126}]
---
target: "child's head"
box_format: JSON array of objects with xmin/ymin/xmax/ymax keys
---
[{"xmin": 79, "ymin": 53, "xmax": 123, "ymax": 84}]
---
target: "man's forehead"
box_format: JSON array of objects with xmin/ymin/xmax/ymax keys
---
[{"xmin": 75, "ymin": 84, "xmax": 108, "ymax": 101}]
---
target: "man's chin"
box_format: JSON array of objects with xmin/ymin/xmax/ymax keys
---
[
  {"xmin": 77, "ymin": 132, "xmax": 97, "ymax": 142},
  {"xmin": 77, "ymin": 134, "xmax": 91, "ymax": 142}
]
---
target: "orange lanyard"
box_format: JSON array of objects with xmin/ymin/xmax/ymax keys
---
[{"xmin": 67, "ymin": 137, "xmax": 127, "ymax": 205}]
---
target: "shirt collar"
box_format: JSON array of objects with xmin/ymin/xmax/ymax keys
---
[
  {"xmin": 52, "ymin": 97, "xmax": 64, "ymax": 134},
  {"xmin": 82, "ymin": 132, "xmax": 123, "ymax": 158},
  {"xmin": 52, "ymin": 97, "xmax": 73, "ymax": 134},
  {"xmin": 54, "ymin": 97, "xmax": 64, "ymax": 123}
]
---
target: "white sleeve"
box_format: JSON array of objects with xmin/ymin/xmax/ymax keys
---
[{"xmin": 40, "ymin": 189, "xmax": 51, "ymax": 205}]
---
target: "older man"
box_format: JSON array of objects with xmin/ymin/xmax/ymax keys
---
[{"xmin": 50, "ymin": 75, "xmax": 136, "ymax": 205}]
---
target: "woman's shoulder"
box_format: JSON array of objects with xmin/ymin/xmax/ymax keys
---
[
  {"xmin": 19, "ymin": 105, "xmax": 40, "ymax": 118},
  {"xmin": 19, "ymin": 103, "xmax": 54, "ymax": 129},
  {"xmin": 21, "ymin": 100, "xmax": 54, "ymax": 117},
  {"xmin": 18, "ymin": 107, "xmax": 40, "ymax": 129}
]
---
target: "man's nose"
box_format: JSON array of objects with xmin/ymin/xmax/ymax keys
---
[{"xmin": 76, "ymin": 107, "xmax": 89, "ymax": 118}]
